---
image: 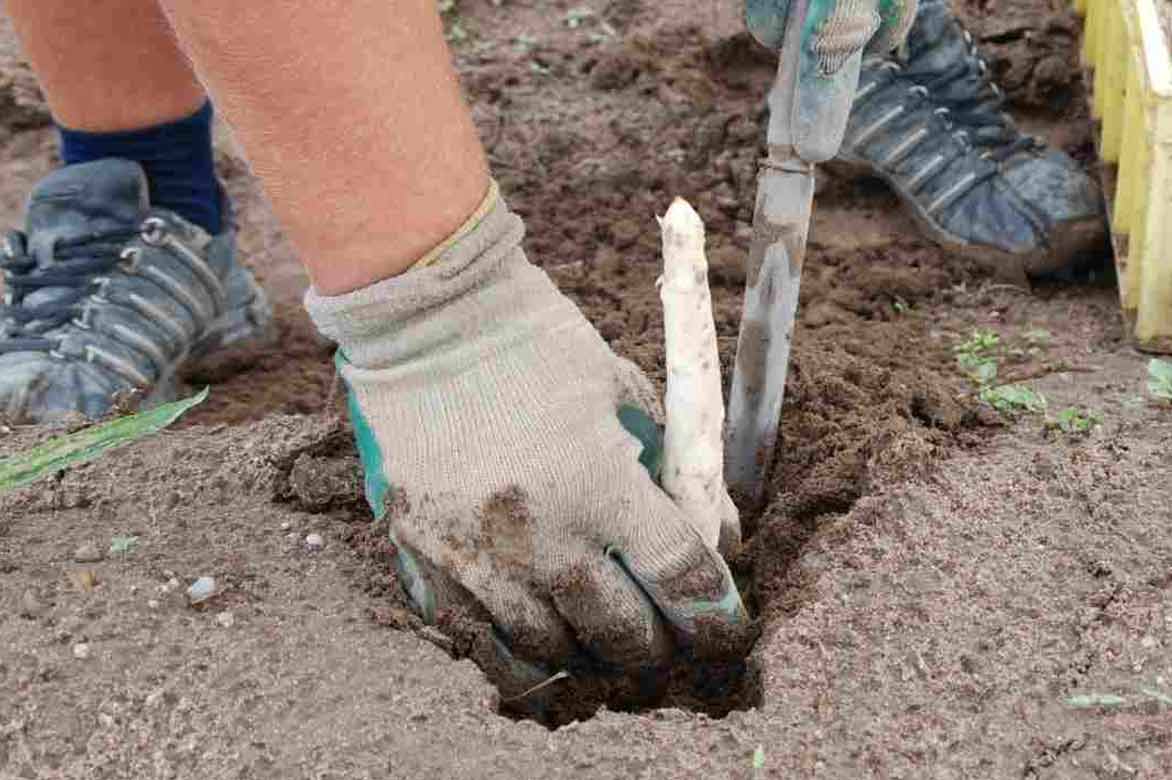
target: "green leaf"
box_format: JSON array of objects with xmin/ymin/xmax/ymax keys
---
[
  {"xmin": 565, "ymin": 6, "xmax": 594, "ymax": 28},
  {"xmin": 957, "ymin": 352, "xmax": 998, "ymax": 386},
  {"xmin": 1065, "ymin": 693, "xmax": 1127, "ymax": 709},
  {"xmin": 752, "ymin": 745, "xmax": 766, "ymax": 770},
  {"xmin": 0, "ymin": 388, "xmax": 208, "ymax": 495},
  {"xmin": 1139, "ymin": 686, "xmax": 1172, "ymax": 706},
  {"xmin": 109, "ymin": 535, "xmax": 139, "ymax": 556},
  {"xmin": 979, "ymin": 384, "xmax": 1047, "ymax": 415},
  {"xmin": 1053, "ymin": 407, "xmax": 1100, "ymax": 435},
  {"xmin": 1147, "ymin": 358, "xmax": 1172, "ymax": 401},
  {"xmin": 953, "ymin": 329, "xmax": 1000, "ymax": 356}
]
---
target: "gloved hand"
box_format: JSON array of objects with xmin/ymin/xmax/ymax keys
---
[
  {"xmin": 306, "ymin": 184, "xmax": 753, "ymax": 701},
  {"xmin": 746, "ymin": 0, "xmax": 916, "ymax": 56},
  {"xmin": 745, "ymin": 0, "xmax": 918, "ymax": 160}
]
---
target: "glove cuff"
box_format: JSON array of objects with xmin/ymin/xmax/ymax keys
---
[{"xmin": 304, "ymin": 180, "xmax": 528, "ymax": 366}]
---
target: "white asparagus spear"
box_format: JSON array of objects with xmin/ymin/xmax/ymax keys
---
[{"xmin": 658, "ymin": 197, "xmax": 741, "ymax": 553}]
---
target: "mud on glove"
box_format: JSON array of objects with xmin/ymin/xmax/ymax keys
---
[{"xmin": 305, "ymin": 184, "xmax": 753, "ymax": 698}]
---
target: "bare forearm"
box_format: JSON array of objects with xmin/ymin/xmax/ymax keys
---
[{"xmin": 157, "ymin": 0, "xmax": 490, "ymax": 293}]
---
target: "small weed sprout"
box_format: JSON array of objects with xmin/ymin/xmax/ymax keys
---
[
  {"xmin": 1050, "ymin": 407, "xmax": 1101, "ymax": 435},
  {"xmin": 512, "ymin": 33, "xmax": 539, "ymax": 52},
  {"xmin": 565, "ymin": 7, "xmax": 594, "ymax": 28},
  {"xmin": 109, "ymin": 535, "xmax": 139, "ymax": 556},
  {"xmin": 979, "ymin": 384, "xmax": 1047, "ymax": 416},
  {"xmin": 1147, "ymin": 358, "xmax": 1172, "ymax": 402},
  {"xmin": 1065, "ymin": 688, "xmax": 1172, "ymax": 709},
  {"xmin": 957, "ymin": 352, "xmax": 997, "ymax": 385},
  {"xmin": 953, "ymin": 330, "xmax": 1047, "ymax": 418},
  {"xmin": 953, "ymin": 329, "xmax": 999, "ymax": 386},
  {"xmin": 1066, "ymin": 693, "xmax": 1127, "ymax": 709},
  {"xmin": 955, "ymin": 329, "xmax": 1000, "ymax": 355}
]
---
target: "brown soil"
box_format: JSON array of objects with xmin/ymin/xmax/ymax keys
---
[{"xmin": 3, "ymin": 0, "xmax": 1171, "ymax": 777}]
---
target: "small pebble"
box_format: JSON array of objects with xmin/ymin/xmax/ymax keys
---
[
  {"xmin": 19, "ymin": 590, "xmax": 46, "ymax": 619},
  {"xmin": 216, "ymin": 611, "xmax": 235, "ymax": 628},
  {"xmin": 147, "ymin": 599, "xmax": 160, "ymax": 610},
  {"xmin": 72, "ymin": 642, "xmax": 91, "ymax": 660},
  {"xmin": 73, "ymin": 542, "xmax": 103, "ymax": 563},
  {"xmin": 280, "ymin": 521, "xmax": 292, "ymax": 531},
  {"xmin": 305, "ymin": 533, "xmax": 324, "ymax": 551},
  {"xmin": 186, "ymin": 576, "xmax": 217, "ymax": 605},
  {"xmin": 160, "ymin": 577, "xmax": 180, "ymax": 594},
  {"xmin": 145, "ymin": 690, "xmax": 164, "ymax": 708}
]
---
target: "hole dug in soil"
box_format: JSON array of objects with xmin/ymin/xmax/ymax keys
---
[
  {"xmin": 294, "ymin": 461, "xmax": 767, "ymax": 729},
  {"xmin": 279, "ymin": 237, "xmax": 989, "ymax": 729}
]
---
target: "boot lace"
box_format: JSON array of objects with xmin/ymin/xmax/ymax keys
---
[
  {"xmin": 0, "ymin": 228, "xmax": 136, "ymax": 353},
  {"xmin": 910, "ymin": 29, "xmax": 1040, "ymax": 162}
]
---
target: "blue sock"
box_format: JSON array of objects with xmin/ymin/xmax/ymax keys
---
[{"xmin": 57, "ymin": 101, "xmax": 223, "ymax": 235}]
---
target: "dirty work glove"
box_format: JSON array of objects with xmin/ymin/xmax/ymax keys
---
[
  {"xmin": 306, "ymin": 184, "xmax": 752, "ymax": 696},
  {"xmin": 746, "ymin": 0, "xmax": 918, "ymax": 160},
  {"xmin": 746, "ymin": 0, "xmax": 916, "ymax": 55}
]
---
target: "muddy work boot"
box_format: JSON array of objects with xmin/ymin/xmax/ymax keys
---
[
  {"xmin": 0, "ymin": 158, "xmax": 273, "ymax": 421},
  {"xmin": 834, "ymin": 0, "xmax": 1108, "ymax": 277}
]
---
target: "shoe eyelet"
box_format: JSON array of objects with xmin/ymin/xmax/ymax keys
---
[
  {"xmin": 140, "ymin": 217, "xmax": 168, "ymax": 246},
  {"xmin": 90, "ymin": 277, "xmax": 112, "ymax": 301},
  {"xmin": 119, "ymin": 246, "xmax": 142, "ymax": 273},
  {"xmin": 71, "ymin": 300, "xmax": 96, "ymax": 330},
  {"xmin": 2, "ymin": 233, "xmax": 21, "ymax": 260},
  {"xmin": 908, "ymin": 85, "xmax": 929, "ymax": 98}
]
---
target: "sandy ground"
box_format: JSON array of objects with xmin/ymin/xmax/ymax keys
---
[{"xmin": 2, "ymin": 0, "xmax": 1171, "ymax": 777}]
